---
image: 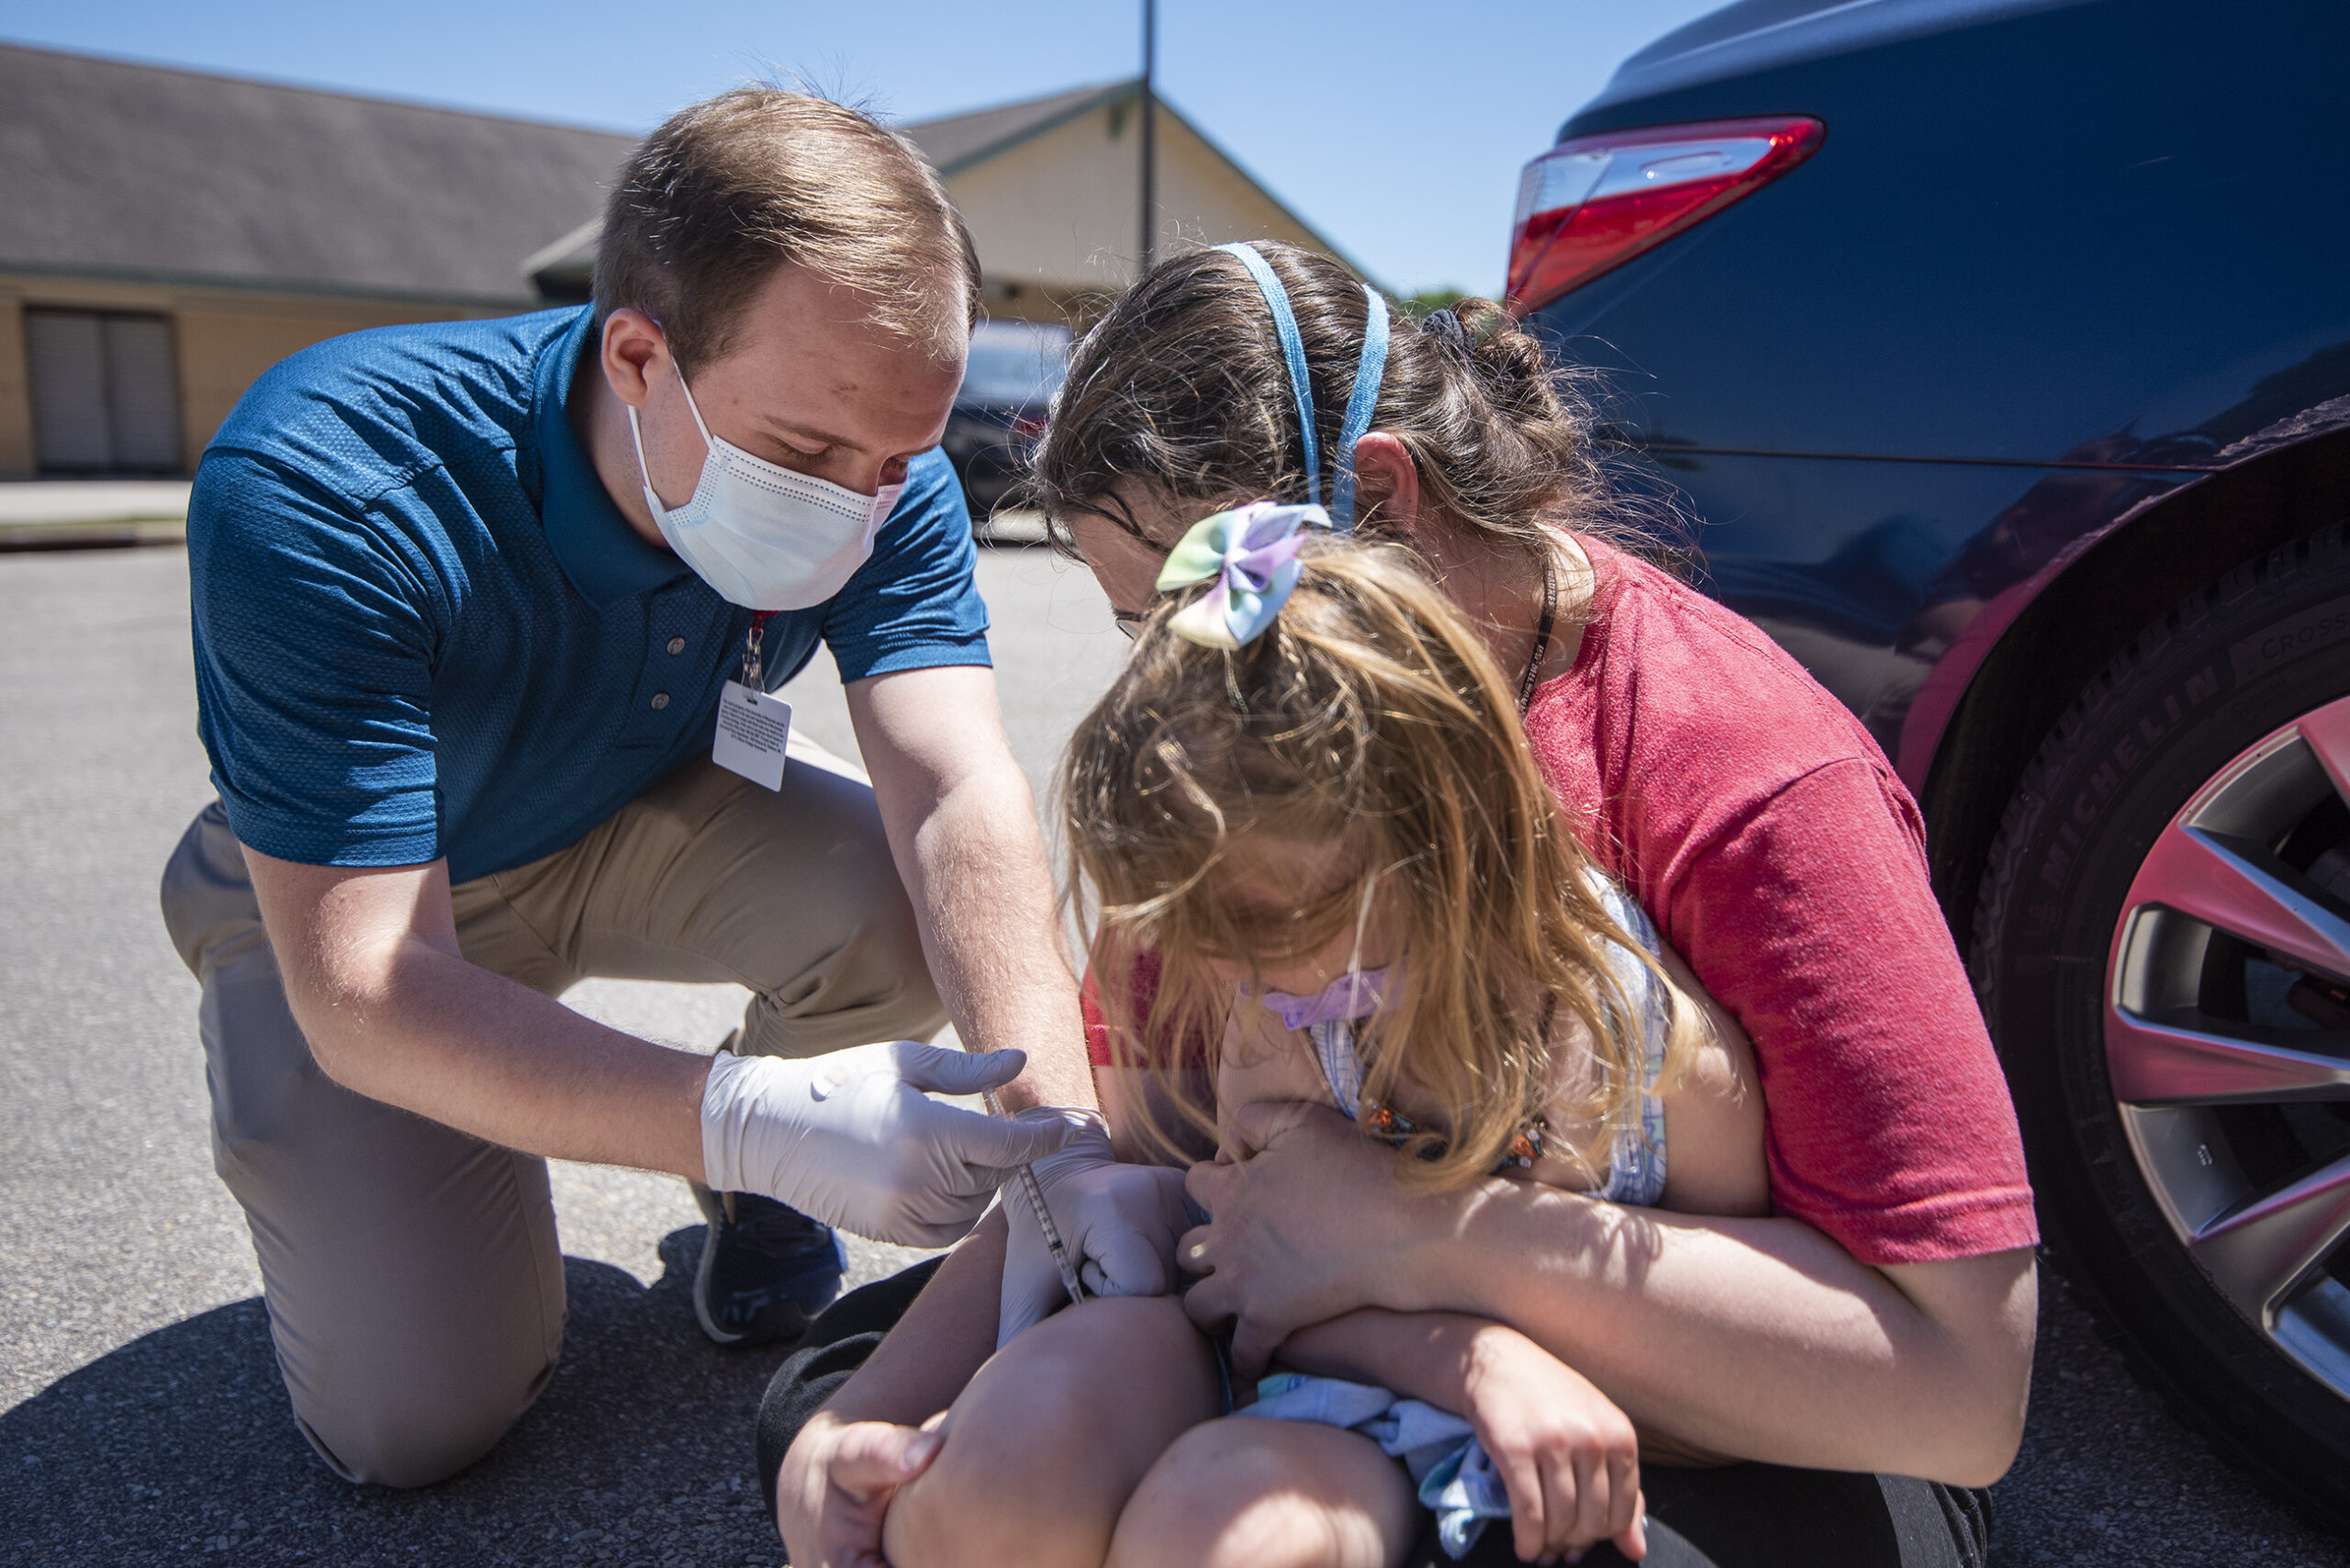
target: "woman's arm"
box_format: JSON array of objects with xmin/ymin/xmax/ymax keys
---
[
  {"xmin": 1183, "ymin": 1103, "xmax": 2037, "ymax": 1489},
  {"xmin": 1415, "ymin": 1179, "xmax": 2037, "ymax": 1487}
]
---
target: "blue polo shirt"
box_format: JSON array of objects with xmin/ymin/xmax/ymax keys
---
[{"xmin": 188, "ymin": 306, "xmax": 990, "ymax": 884}]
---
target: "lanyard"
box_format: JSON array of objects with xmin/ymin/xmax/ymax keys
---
[
  {"xmin": 1516, "ymin": 556, "xmax": 1558, "ymax": 713},
  {"xmin": 741, "ymin": 610, "xmax": 776, "ymax": 689}
]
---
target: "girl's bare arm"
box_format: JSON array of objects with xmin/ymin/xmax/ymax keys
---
[{"xmin": 1649, "ymin": 940, "xmax": 1769, "ymax": 1217}]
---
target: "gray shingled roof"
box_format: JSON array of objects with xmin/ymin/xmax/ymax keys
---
[
  {"xmin": 2, "ymin": 51, "xmax": 1369, "ymax": 304},
  {"xmin": 900, "ymin": 80, "xmax": 1131, "ymax": 175},
  {"xmin": 0, "ymin": 43, "xmax": 635, "ymax": 305}
]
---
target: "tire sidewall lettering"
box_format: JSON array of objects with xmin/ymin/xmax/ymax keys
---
[{"xmin": 2024, "ymin": 660, "xmax": 2232, "ymax": 952}]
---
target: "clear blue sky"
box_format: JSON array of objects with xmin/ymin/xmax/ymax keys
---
[{"xmin": 0, "ymin": 1, "xmax": 1724, "ymax": 295}]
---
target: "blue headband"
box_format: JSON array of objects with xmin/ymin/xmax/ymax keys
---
[{"xmin": 1213, "ymin": 242, "xmax": 1390, "ymax": 533}]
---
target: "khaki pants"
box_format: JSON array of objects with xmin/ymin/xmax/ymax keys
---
[{"xmin": 158, "ymin": 744, "xmax": 947, "ymax": 1488}]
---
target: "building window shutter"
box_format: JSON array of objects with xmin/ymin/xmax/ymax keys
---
[
  {"xmin": 26, "ymin": 309, "xmax": 183, "ymax": 474},
  {"xmin": 26, "ymin": 312, "xmax": 112, "ymax": 471},
  {"xmin": 101, "ymin": 316, "xmax": 182, "ymax": 471}
]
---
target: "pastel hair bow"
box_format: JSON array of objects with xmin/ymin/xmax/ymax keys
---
[{"xmin": 1155, "ymin": 501, "xmax": 1323, "ymax": 649}]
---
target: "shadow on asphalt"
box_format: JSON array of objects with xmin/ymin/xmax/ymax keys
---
[
  {"xmin": 2, "ymin": 1228, "xmax": 790, "ymax": 1566},
  {"xmin": 13, "ymin": 1231, "xmax": 2350, "ymax": 1566}
]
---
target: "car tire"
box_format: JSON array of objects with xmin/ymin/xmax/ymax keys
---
[{"xmin": 1975, "ymin": 520, "xmax": 2350, "ymax": 1530}]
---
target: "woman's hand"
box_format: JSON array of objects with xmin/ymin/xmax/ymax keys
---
[
  {"xmin": 1181, "ymin": 1101, "xmax": 1436, "ymax": 1374},
  {"xmin": 1461, "ymin": 1327, "xmax": 1647, "ymax": 1563}
]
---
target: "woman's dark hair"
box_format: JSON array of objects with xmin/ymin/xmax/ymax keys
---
[{"xmin": 1028, "ymin": 242, "xmax": 1635, "ymax": 562}]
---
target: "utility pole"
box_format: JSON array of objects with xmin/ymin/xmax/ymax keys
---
[{"xmin": 1139, "ymin": 0, "xmax": 1158, "ymax": 274}]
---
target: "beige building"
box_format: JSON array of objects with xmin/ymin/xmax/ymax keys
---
[
  {"xmin": 1, "ymin": 48, "xmax": 1363, "ymax": 478},
  {"xmin": 0, "ymin": 44, "xmax": 633, "ymax": 479},
  {"xmin": 930, "ymin": 79, "xmax": 1372, "ymax": 323},
  {"xmin": 530, "ymin": 79, "xmax": 1373, "ymax": 330}
]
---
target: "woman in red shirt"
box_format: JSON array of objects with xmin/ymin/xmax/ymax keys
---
[{"xmin": 767, "ymin": 244, "xmax": 2037, "ymax": 1568}]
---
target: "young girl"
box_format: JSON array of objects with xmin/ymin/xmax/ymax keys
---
[{"xmin": 878, "ymin": 508, "xmax": 1767, "ymax": 1568}]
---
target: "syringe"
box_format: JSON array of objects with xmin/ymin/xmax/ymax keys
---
[{"xmin": 984, "ymin": 1091, "xmax": 1086, "ymax": 1309}]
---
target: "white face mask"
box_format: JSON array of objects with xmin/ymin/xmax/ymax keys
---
[{"xmin": 627, "ymin": 375, "xmax": 903, "ymax": 610}]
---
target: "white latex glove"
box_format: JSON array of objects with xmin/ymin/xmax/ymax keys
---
[
  {"xmin": 700, "ymin": 1041, "xmax": 1080, "ymax": 1248},
  {"xmin": 996, "ymin": 1112, "xmax": 1196, "ymax": 1347}
]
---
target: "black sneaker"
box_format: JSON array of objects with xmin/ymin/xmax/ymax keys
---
[{"xmin": 689, "ymin": 1185, "xmax": 847, "ymax": 1348}]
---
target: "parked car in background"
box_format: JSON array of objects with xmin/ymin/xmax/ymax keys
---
[
  {"xmin": 1510, "ymin": 0, "xmax": 2350, "ymax": 1527},
  {"xmin": 944, "ymin": 319, "xmax": 1071, "ymax": 524}
]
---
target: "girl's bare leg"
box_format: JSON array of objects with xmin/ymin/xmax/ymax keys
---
[
  {"xmin": 1107, "ymin": 1416, "xmax": 1421, "ymax": 1568},
  {"xmin": 882, "ymin": 1295, "xmax": 1221, "ymax": 1568}
]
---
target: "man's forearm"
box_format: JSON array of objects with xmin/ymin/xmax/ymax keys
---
[
  {"xmin": 1384, "ymin": 1185, "xmax": 2034, "ymax": 1485},
  {"xmin": 291, "ymin": 930, "xmax": 712, "ymax": 1177},
  {"xmin": 897, "ymin": 762, "xmax": 1095, "ymax": 1113},
  {"xmin": 247, "ymin": 848, "xmax": 711, "ymax": 1178}
]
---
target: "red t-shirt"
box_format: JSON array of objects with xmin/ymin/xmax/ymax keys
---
[{"xmin": 1085, "ymin": 537, "xmax": 2037, "ymax": 1267}]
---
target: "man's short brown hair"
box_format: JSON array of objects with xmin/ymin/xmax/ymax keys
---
[{"xmin": 593, "ymin": 87, "xmax": 981, "ymax": 372}]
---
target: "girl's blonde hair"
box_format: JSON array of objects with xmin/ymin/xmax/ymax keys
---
[{"xmin": 1062, "ymin": 538, "xmax": 1692, "ymax": 1190}]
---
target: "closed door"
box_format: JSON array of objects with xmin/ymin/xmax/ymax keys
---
[{"xmin": 25, "ymin": 309, "xmax": 182, "ymax": 474}]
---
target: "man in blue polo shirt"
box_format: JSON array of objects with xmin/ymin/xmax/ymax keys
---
[{"xmin": 158, "ymin": 88, "xmax": 1181, "ymax": 1489}]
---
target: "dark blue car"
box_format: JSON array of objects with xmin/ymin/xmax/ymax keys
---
[
  {"xmin": 944, "ymin": 319, "xmax": 1071, "ymax": 524},
  {"xmin": 1511, "ymin": 0, "xmax": 2350, "ymax": 1526}
]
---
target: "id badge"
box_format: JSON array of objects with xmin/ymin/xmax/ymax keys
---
[{"xmin": 712, "ymin": 680, "xmax": 792, "ymax": 790}]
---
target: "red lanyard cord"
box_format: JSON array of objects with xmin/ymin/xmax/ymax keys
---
[{"xmin": 742, "ymin": 610, "xmax": 777, "ymax": 687}]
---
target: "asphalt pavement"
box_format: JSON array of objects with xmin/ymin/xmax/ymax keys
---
[{"xmin": 1, "ymin": 543, "xmax": 2342, "ymax": 1566}]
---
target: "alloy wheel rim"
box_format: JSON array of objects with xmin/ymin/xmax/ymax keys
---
[{"xmin": 2107, "ymin": 692, "xmax": 2350, "ymax": 1404}]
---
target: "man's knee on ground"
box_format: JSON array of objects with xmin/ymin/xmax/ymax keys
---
[
  {"xmin": 1110, "ymin": 1421, "xmax": 1413, "ymax": 1568},
  {"xmin": 291, "ymin": 1357, "xmax": 548, "ymax": 1490},
  {"xmin": 884, "ymin": 1296, "xmax": 1214, "ymax": 1568}
]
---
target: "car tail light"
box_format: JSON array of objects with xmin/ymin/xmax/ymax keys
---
[
  {"xmin": 1012, "ymin": 414, "xmax": 1046, "ymax": 440},
  {"xmin": 1505, "ymin": 116, "xmax": 1824, "ymax": 317}
]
